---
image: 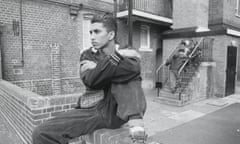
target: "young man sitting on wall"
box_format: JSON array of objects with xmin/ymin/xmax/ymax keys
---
[{"xmin": 32, "ymin": 13, "xmax": 147, "ymax": 144}]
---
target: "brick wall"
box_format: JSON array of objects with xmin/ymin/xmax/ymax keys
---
[
  {"xmin": 0, "ymin": 30, "xmax": 2, "ymax": 79},
  {"xmin": 117, "ymin": 20, "xmax": 162, "ymax": 89},
  {"xmin": 162, "ymin": 38, "xmax": 215, "ymax": 103},
  {"xmin": 209, "ymin": 0, "xmax": 224, "ymax": 25},
  {"xmin": 211, "ymin": 35, "xmax": 227, "ymax": 97},
  {"xmin": 210, "ymin": 35, "xmax": 240, "ymax": 97},
  {"xmin": 209, "ymin": 0, "xmax": 240, "ymax": 28},
  {"xmin": 185, "ymin": 62, "xmax": 216, "ymax": 102},
  {"xmin": 0, "ymin": 0, "xmax": 112, "ymax": 96},
  {"xmin": 223, "ymin": 0, "xmax": 240, "ymax": 28},
  {"xmin": 0, "ymin": 80, "xmax": 82, "ymax": 144},
  {"xmin": 162, "ymin": 35, "xmax": 240, "ymax": 97},
  {"xmin": 172, "ymin": 0, "xmax": 209, "ymax": 29},
  {"xmin": 0, "ymin": 80, "xmax": 138, "ymax": 144}
]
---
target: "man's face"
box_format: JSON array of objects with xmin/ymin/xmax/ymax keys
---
[{"xmin": 90, "ymin": 22, "xmax": 114, "ymax": 49}]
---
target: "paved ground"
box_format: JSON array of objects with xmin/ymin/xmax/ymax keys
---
[
  {"xmin": 1, "ymin": 88, "xmax": 240, "ymax": 144},
  {"xmin": 143, "ymin": 89, "xmax": 240, "ymax": 139},
  {"xmin": 0, "ymin": 111, "xmax": 23, "ymax": 144}
]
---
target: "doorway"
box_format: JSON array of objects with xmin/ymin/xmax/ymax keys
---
[{"xmin": 225, "ymin": 46, "xmax": 237, "ymax": 96}]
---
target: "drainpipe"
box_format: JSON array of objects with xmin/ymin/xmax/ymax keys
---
[
  {"xmin": 128, "ymin": 0, "xmax": 133, "ymax": 47},
  {"xmin": 0, "ymin": 31, "xmax": 4, "ymax": 79},
  {"xmin": 20, "ymin": 0, "xmax": 24, "ymax": 66},
  {"xmin": 113, "ymin": 0, "xmax": 117, "ymax": 42},
  {"xmin": 113, "ymin": 0, "xmax": 117, "ymax": 18}
]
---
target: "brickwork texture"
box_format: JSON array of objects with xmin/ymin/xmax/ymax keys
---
[{"xmin": 0, "ymin": 0, "xmax": 112, "ymax": 96}]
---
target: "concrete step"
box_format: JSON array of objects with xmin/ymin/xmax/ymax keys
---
[{"xmin": 154, "ymin": 96, "xmax": 190, "ymax": 107}]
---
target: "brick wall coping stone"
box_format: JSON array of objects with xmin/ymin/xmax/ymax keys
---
[
  {"xmin": 0, "ymin": 80, "xmax": 150, "ymax": 144},
  {"xmin": 0, "ymin": 80, "xmax": 82, "ymax": 109}
]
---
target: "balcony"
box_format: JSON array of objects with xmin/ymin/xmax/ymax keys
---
[{"xmin": 117, "ymin": 0, "xmax": 173, "ymax": 25}]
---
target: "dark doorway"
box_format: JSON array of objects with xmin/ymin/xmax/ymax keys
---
[{"xmin": 225, "ymin": 46, "xmax": 237, "ymax": 96}]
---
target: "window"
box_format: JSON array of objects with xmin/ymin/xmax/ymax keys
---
[
  {"xmin": 236, "ymin": 0, "xmax": 240, "ymax": 16},
  {"xmin": 82, "ymin": 14, "xmax": 93, "ymax": 51},
  {"xmin": 140, "ymin": 25, "xmax": 151, "ymax": 51}
]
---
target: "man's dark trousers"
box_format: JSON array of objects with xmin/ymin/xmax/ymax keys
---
[{"xmin": 32, "ymin": 95, "xmax": 126, "ymax": 144}]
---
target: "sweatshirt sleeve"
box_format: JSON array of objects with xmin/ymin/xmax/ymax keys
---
[
  {"xmin": 80, "ymin": 52, "xmax": 122, "ymax": 90},
  {"xmin": 80, "ymin": 50, "xmax": 142, "ymax": 88},
  {"xmin": 111, "ymin": 55, "xmax": 141, "ymax": 83}
]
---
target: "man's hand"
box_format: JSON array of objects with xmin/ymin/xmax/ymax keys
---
[
  {"xmin": 117, "ymin": 49, "xmax": 141, "ymax": 58},
  {"xmin": 80, "ymin": 60, "xmax": 97, "ymax": 73}
]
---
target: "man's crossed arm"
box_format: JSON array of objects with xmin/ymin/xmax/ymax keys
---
[{"xmin": 80, "ymin": 49, "xmax": 141, "ymax": 90}]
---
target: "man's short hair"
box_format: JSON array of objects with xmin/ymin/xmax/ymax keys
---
[{"xmin": 91, "ymin": 13, "xmax": 117, "ymax": 33}]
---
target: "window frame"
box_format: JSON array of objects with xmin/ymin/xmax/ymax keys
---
[
  {"xmin": 236, "ymin": 0, "xmax": 240, "ymax": 17},
  {"xmin": 82, "ymin": 14, "xmax": 93, "ymax": 51},
  {"xmin": 139, "ymin": 24, "xmax": 152, "ymax": 51}
]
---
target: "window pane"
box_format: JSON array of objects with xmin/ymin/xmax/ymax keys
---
[
  {"xmin": 83, "ymin": 18, "xmax": 92, "ymax": 50},
  {"xmin": 140, "ymin": 25, "xmax": 150, "ymax": 49},
  {"xmin": 238, "ymin": 0, "xmax": 240, "ymax": 15}
]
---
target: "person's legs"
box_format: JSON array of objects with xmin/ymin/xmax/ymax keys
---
[
  {"xmin": 169, "ymin": 70, "xmax": 177, "ymax": 93},
  {"xmin": 32, "ymin": 107, "xmax": 107, "ymax": 144}
]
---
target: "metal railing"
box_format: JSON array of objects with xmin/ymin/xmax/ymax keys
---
[
  {"xmin": 178, "ymin": 38, "xmax": 204, "ymax": 75},
  {"xmin": 155, "ymin": 42, "xmax": 182, "ymax": 97},
  {"xmin": 118, "ymin": 0, "xmax": 172, "ymax": 18}
]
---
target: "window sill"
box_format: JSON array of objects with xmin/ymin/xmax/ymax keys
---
[
  {"xmin": 235, "ymin": 14, "xmax": 240, "ymax": 18},
  {"xmin": 139, "ymin": 48, "xmax": 153, "ymax": 52}
]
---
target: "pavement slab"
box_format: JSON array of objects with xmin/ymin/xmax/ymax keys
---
[{"xmin": 0, "ymin": 112, "xmax": 23, "ymax": 144}]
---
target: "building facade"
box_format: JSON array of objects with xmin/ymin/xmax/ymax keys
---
[
  {"xmin": 116, "ymin": 0, "xmax": 173, "ymax": 88},
  {"xmin": 1, "ymin": 0, "xmax": 240, "ymax": 98},
  {"xmin": 0, "ymin": 0, "xmax": 113, "ymax": 96},
  {"xmin": 117, "ymin": 0, "xmax": 240, "ymax": 100},
  {"xmin": 161, "ymin": 0, "xmax": 240, "ymax": 98}
]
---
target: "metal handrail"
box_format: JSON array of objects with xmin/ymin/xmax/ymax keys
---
[
  {"xmin": 156, "ymin": 43, "xmax": 181, "ymax": 74},
  {"xmin": 178, "ymin": 37, "xmax": 204, "ymax": 75}
]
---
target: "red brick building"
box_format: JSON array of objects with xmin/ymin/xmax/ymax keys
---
[
  {"xmin": 116, "ymin": 0, "xmax": 240, "ymax": 104},
  {"xmin": 1, "ymin": 0, "xmax": 240, "ymax": 99},
  {"xmin": 0, "ymin": 0, "xmax": 114, "ymax": 96},
  {"xmin": 161, "ymin": 0, "xmax": 240, "ymax": 98}
]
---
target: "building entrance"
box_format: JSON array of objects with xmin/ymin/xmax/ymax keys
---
[{"xmin": 225, "ymin": 46, "xmax": 237, "ymax": 96}]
